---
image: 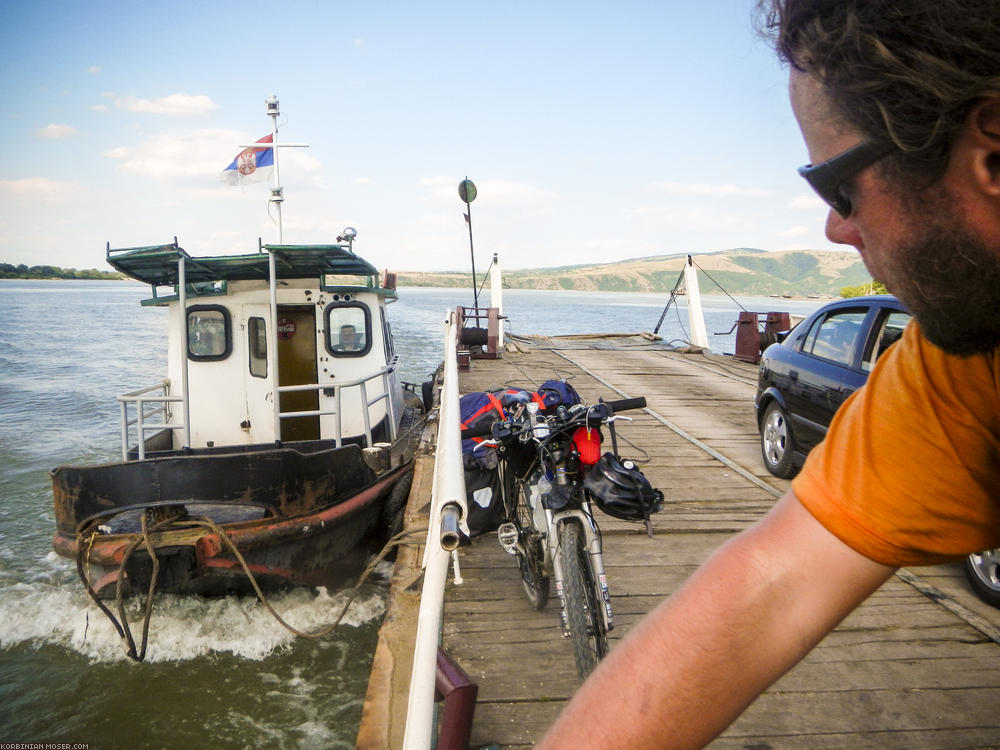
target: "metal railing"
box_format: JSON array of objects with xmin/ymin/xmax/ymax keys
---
[
  {"xmin": 117, "ymin": 379, "xmax": 186, "ymax": 461},
  {"xmin": 403, "ymin": 310, "xmax": 469, "ymax": 749},
  {"xmin": 276, "ymin": 364, "xmax": 398, "ymax": 447},
  {"xmin": 117, "ymin": 365, "xmax": 397, "ymax": 461}
]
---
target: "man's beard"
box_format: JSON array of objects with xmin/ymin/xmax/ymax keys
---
[{"xmin": 884, "ymin": 211, "xmax": 1000, "ymax": 357}]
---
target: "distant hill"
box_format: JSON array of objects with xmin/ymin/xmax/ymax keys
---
[{"xmin": 396, "ymin": 248, "xmax": 872, "ymax": 297}]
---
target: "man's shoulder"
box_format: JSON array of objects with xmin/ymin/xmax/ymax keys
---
[{"xmin": 885, "ymin": 320, "xmax": 999, "ymax": 384}]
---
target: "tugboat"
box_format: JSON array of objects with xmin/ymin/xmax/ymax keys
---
[{"xmin": 51, "ymin": 99, "xmax": 424, "ymax": 614}]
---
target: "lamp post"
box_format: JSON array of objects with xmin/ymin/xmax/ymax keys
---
[{"xmin": 458, "ymin": 177, "xmax": 479, "ymax": 309}]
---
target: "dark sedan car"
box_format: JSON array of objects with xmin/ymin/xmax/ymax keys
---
[
  {"xmin": 754, "ymin": 296, "xmax": 1000, "ymax": 607},
  {"xmin": 754, "ymin": 295, "xmax": 910, "ymax": 479}
]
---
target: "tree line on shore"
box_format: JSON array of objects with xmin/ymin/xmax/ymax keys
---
[{"xmin": 0, "ymin": 263, "xmax": 123, "ymax": 280}]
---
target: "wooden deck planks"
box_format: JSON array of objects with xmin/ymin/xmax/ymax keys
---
[
  {"xmin": 445, "ymin": 344, "xmax": 1000, "ymax": 749},
  {"xmin": 358, "ymin": 339, "xmax": 1000, "ymax": 749}
]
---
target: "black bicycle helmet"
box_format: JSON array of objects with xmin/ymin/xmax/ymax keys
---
[{"xmin": 584, "ymin": 453, "xmax": 663, "ymax": 521}]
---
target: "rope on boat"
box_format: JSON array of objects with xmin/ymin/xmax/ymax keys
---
[
  {"xmin": 77, "ymin": 512, "xmax": 430, "ymax": 663},
  {"xmin": 77, "ymin": 506, "xmax": 187, "ymax": 661}
]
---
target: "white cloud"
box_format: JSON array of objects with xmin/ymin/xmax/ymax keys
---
[
  {"xmin": 482, "ymin": 179, "xmax": 558, "ymax": 204},
  {"xmin": 87, "ymin": 65, "xmax": 101, "ymax": 74},
  {"xmin": 418, "ymin": 175, "xmax": 456, "ymax": 199},
  {"xmin": 650, "ymin": 181, "xmax": 774, "ymax": 198},
  {"xmin": 104, "ymin": 129, "xmax": 247, "ymax": 179},
  {"xmin": 102, "ymin": 128, "xmax": 323, "ymax": 183},
  {"xmin": 788, "ymin": 194, "xmax": 824, "ymax": 210},
  {"xmin": 353, "ymin": 176, "xmax": 374, "ymax": 185},
  {"xmin": 281, "ymin": 149, "xmax": 321, "ymax": 173},
  {"xmin": 778, "ymin": 225, "xmax": 809, "ymax": 238},
  {"xmin": 89, "ymin": 104, "xmax": 108, "ymax": 112},
  {"xmin": 114, "ymin": 94, "xmax": 219, "ymax": 116},
  {"xmin": 0, "ymin": 178, "xmax": 86, "ymax": 203},
  {"xmin": 419, "ymin": 176, "xmax": 556, "ymax": 205},
  {"xmin": 36, "ymin": 124, "xmax": 77, "ymax": 139}
]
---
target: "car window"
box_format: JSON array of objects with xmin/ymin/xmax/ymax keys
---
[
  {"xmin": 803, "ymin": 310, "xmax": 867, "ymax": 367},
  {"xmin": 862, "ymin": 310, "xmax": 911, "ymax": 371}
]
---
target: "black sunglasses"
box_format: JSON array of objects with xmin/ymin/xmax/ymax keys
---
[{"xmin": 798, "ymin": 140, "xmax": 896, "ymax": 218}]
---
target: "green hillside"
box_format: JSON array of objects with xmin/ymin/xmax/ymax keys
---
[{"xmin": 396, "ymin": 248, "xmax": 871, "ymax": 297}]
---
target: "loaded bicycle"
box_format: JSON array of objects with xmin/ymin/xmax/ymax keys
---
[{"xmin": 463, "ymin": 390, "xmax": 662, "ymax": 680}]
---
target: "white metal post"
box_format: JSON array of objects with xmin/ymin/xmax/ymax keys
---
[
  {"xmin": 269, "ymin": 96, "xmax": 283, "ymax": 244},
  {"xmin": 178, "ymin": 254, "xmax": 192, "ymax": 448},
  {"xmin": 684, "ymin": 255, "xmax": 710, "ymax": 349},
  {"xmin": 490, "ymin": 252, "xmax": 504, "ymax": 347},
  {"xmin": 268, "ymin": 248, "xmax": 281, "ymax": 441}
]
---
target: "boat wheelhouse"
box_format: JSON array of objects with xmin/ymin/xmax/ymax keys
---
[
  {"xmin": 52, "ymin": 240, "xmax": 423, "ymax": 612},
  {"xmin": 106, "ymin": 240, "xmax": 407, "ymax": 451}
]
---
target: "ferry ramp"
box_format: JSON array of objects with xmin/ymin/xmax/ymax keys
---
[{"xmin": 358, "ymin": 335, "xmax": 1000, "ymax": 749}]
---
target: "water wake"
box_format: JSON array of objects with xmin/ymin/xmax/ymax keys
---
[{"xmin": 0, "ymin": 562, "xmax": 391, "ymax": 663}]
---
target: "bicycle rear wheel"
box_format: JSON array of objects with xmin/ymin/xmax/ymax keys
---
[
  {"xmin": 558, "ymin": 520, "xmax": 608, "ymax": 681},
  {"xmin": 515, "ymin": 481, "xmax": 549, "ymax": 610}
]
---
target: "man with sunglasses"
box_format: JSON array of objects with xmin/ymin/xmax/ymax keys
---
[{"xmin": 538, "ymin": 1, "xmax": 1000, "ymax": 748}]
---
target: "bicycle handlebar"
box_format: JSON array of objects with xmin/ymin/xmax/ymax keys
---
[
  {"xmin": 603, "ymin": 396, "xmax": 647, "ymax": 413},
  {"xmin": 460, "ymin": 396, "xmax": 647, "ymax": 441}
]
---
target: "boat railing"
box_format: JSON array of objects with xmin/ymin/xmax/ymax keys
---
[
  {"xmin": 277, "ymin": 364, "xmax": 398, "ymax": 447},
  {"xmin": 117, "ymin": 379, "xmax": 186, "ymax": 461},
  {"xmin": 117, "ymin": 367, "xmax": 397, "ymax": 460}
]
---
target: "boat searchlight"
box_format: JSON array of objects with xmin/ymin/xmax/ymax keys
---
[{"xmin": 338, "ymin": 227, "xmax": 358, "ymax": 251}]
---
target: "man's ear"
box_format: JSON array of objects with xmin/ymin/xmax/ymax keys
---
[{"xmin": 967, "ymin": 98, "xmax": 1000, "ymax": 197}]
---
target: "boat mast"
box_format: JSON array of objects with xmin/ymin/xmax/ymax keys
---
[
  {"xmin": 238, "ymin": 95, "xmax": 310, "ymax": 441},
  {"xmin": 267, "ymin": 95, "xmax": 284, "ymax": 243},
  {"xmin": 266, "ymin": 96, "xmax": 282, "ymax": 440}
]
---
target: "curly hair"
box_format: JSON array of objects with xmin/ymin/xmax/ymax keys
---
[{"xmin": 755, "ymin": 0, "xmax": 1000, "ymax": 182}]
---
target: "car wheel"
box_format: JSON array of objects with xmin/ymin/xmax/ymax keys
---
[
  {"xmin": 760, "ymin": 401, "xmax": 797, "ymax": 479},
  {"xmin": 963, "ymin": 549, "xmax": 1000, "ymax": 608}
]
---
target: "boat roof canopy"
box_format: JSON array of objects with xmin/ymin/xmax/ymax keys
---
[{"xmin": 107, "ymin": 242, "xmax": 379, "ymax": 286}]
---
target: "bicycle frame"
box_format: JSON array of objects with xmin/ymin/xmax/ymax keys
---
[
  {"xmin": 547, "ymin": 505, "xmax": 614, "ymax": 635},
  {"xmin": 497, "ymin": 436, "xmax": 614, "ymax": 637}
]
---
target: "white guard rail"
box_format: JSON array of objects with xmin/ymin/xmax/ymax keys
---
[
  {"xmin": 118, "ymin": 380, "xmax": 185, "ymax": 461},
  {"xmin": 116, "ymin": 365, "xmax": 397, "ymax": 461},
  {"xmin": 276, "ymin": 364, "xmax": 399, "ymax": 446},
  {"xmin": 403, "ymin": 310, "xmax": 469, "ymax": 749}
]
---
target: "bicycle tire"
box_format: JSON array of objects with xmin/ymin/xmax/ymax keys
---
[
  {"xmin": 515, "ymin": 480, "xmax": 549, "ymax": 610},
  {"xmin": 558, "ymin": 520, "xmax": 608, "ymax": 681}
]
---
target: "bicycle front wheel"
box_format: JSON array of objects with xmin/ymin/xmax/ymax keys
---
[{"xmin": 558, "ymin": 520, "xmax": 608, "ymax": 681}]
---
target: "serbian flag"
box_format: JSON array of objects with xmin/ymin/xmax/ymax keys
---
[{"xmin": 219, "ymin": 134, "xmax": 274, "ymax": 185}]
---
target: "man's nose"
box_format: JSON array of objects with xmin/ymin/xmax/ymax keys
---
[{"xmin": 825, "ymin": 209, "xmax": 863, "ymax": 248}]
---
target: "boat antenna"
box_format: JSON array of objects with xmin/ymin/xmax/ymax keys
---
[
  {"xmin": 236, "ymin": 95, "xmax": 310, "ymax": 244},
  {"xmin": 458, "ymin": 177, "xmax": 480, "ymax": 309},
  {"xmin": 266, "ymin": 95, "xmax": 284, "ymax": 243}
]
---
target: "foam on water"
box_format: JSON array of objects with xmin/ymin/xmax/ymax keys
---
[{"xmin": 1, "ymin": 568, "xmax": 390, "ymax": 663}]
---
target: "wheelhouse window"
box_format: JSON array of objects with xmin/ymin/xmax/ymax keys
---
[
  {"xmin": 324, "ymin": 302, "xmax": 371, "ymax": 356},
  {"xmin": 187, "ymin": 305, "xmax": 231, "ymax": 361},
  {"xmin": 248, "ymin": 316, "xmax": 267, "ymax": 378},
  {"xmin": 381, "ymin": 308, "xmax": 395, "ymax": 362},
  {"xmin": 803, "ymin": 310, "xmax": 866, "ymax": 367}
]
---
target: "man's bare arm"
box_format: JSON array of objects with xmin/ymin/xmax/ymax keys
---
[{"xmin": 536, "ymin": 491, "xmax": 895, "ymax": 749}]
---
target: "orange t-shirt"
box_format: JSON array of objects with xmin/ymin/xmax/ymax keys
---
[{"xmin": 792, "ymin": 321, "xmax": 1000, "ymax": 567}]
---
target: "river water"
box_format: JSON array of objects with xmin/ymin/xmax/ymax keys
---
[{"xmin": 0, "ymin": 279, "xmax": 825, "ymax": 748}]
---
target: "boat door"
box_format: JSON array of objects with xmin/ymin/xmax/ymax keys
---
[
  {"xmin": 244, "ymin": 304, "xmax": 274, "ymax": 443},
  {"xmin": 277, "ymin": 306, "xmax": 320, "ymax": 441}
]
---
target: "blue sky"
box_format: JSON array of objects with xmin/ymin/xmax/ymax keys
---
[{"xmin": 0, "ymin": 0, "xmax": 842, "ymax": 273}]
